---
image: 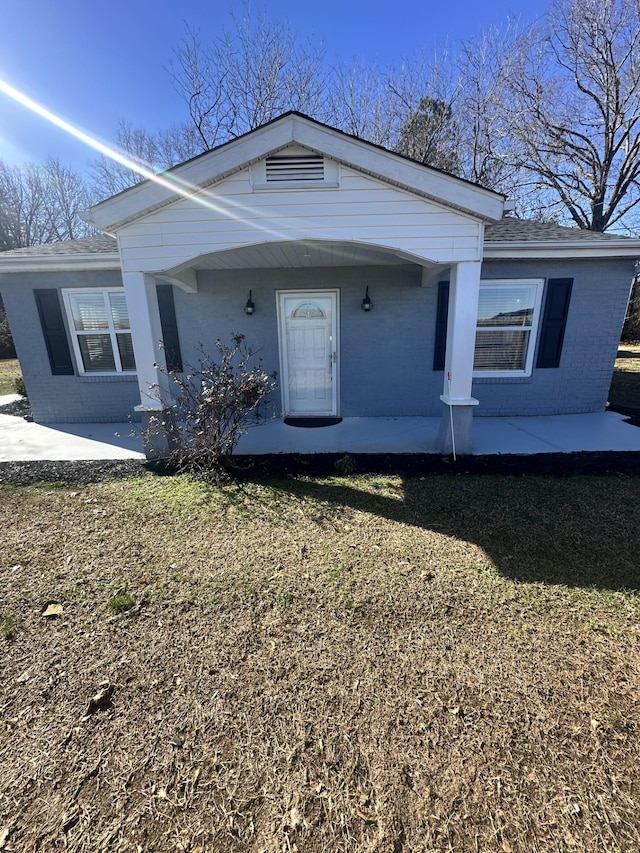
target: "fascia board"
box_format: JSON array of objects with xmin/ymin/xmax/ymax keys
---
[
  {"xmin": 289, "ymin": 117, "xmax": 505, "ymax": 222},
  {"xmin": 484, "ymin": 241, "xmax": 640, "ymax": 259},
  {"xmin": 0, "ymin": 254, "xmax": 121, "ymax": 273}
]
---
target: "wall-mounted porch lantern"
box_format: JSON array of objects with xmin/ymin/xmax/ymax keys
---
[
  {"xmin": 361, "ymin": 286, "xmax": 372, "ymax": 312},
  {"xmin": 245, "ymin": 290, "xmax": 255, "ymax": 315}
]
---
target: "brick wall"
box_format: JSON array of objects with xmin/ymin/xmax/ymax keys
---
[
  {"xmin": 474, "ymin": 258, "xmax": 634, "ymax": 416},
  {"xmin": 1, "ymin": 255, "xmax": 633, "ymax": 424},
  {"xmin": 0, "ymin": 270, "xmax": 140, "ymax": 423},
  {"xmin": 181, "ymin": 265, "xmax": 445, "ymax": 417}
]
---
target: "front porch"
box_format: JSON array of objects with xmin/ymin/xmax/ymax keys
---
[
  {"xmin": 235, "ymin": 412, "xmax": 640, "ymax": 456},
  {"xmin": 2, "ymin": 399, "xmax": 639, "ymax": 462}
]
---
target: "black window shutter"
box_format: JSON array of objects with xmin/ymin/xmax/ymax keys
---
[
  {"xmin": 536, "ymin": 278, "xmax": 573, "ymax": 369},
  {"xmin": 34, "ymin": 289, "xmax": 74, "ymax": 375},
  {"xmin": 433, "ymin": 281, "xmax": 449, "ymax": 370},
  {"xmin": 156, "ymin": 284, "xmax": 183, "ymax": 373}
]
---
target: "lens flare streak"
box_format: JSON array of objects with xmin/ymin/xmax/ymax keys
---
[{"xmin": 0, "ymin": 77, "xmax": 323, "ymax": 248}]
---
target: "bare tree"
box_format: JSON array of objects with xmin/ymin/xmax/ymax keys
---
[
  {"xmin": 327, "ymin": 60, "xmax": 399, "ymax": 148},
  {"xmin": 0, "ymin": 159, "xmax": 94, "ymax": 250},
  {"xmin": 42, "ymin": 160, "xmax": 94, "ymax": 242},
  {"xmin": 455, "ymin": 24, "xmax": 525, "ymax": 192},
  {"xmin": 91, "ymin": 8, "xmax": 328, "ymax": 195},
  {"xmin": 87, "ymin": 0, "xmax": 640, "ymax": 237},
  {"xmin": 91, "ymin": 121, "xmax": 204, "ymax": 196},
  {"xmin": 169, "ymin": 9, "xmax": 327, "ymax": 149},
  {"xmin": 507, "ymin": 0, "xmax": 640, "ymax": 232},
  {"xmin": 395, "ymin": 96, "xmax": 460, "ymax": 172}
]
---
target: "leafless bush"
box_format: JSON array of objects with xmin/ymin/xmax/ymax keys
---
[{"xmin": 152, "ymin": 334, "xmax": 277, "ymax": 480}]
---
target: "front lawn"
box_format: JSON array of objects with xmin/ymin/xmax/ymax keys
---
[
  {"xmin": 0, "ymin": 358, "xmax": 20, "ymax": 396},
  {"xmin": 609, "ymin": 342, "xmax": 640, "ymax": 408},
  {"xmin": 1, "ymin": 472, "xmax": 639, "ymax": 852}
]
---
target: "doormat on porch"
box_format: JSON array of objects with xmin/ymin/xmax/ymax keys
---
[{"xmin": 284, "ymin": 417, "xmax": 343, "ymax": 428}]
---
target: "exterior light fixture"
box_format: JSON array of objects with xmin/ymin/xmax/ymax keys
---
[
  {"xmin": 245, "ymin": 290, "xmax": 255, "ymax": 315},
  {"xmin": 361, "ymin": 286, "xmax": 372, "ymax": 312}
]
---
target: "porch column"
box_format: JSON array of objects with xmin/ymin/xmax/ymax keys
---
[
  {"xmin": 437, "ymin": 261, "xmax": 481, "ymax": 455},
  {"xmin": 122, "ymin": 271, "xmax": 174, "ymax": 459}
]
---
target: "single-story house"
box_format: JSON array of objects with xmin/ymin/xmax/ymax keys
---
[{"xmin": 1, "ymin": 112, "xmax": 639, "ymax": 458}]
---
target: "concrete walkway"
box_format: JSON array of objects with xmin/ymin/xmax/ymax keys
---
[
  {"xmin": 1, "ymin": 394, "xmax": 640, "ymax": 461},
  {"xmin": 0, "ymin": 396, "xmax": 145, "ymax": 461}
]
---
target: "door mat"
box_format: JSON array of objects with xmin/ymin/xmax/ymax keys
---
[{"xmin": 284, "ymin": 417, "xmax": 343, "ymax": 428}]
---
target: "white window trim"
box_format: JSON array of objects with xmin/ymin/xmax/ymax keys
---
[
  {"xmin": 62, "ymin": 287, "xmax": 136, "ymax": 376},
  {"xmin": 473, "ymin": 278, "xmax": 544, "ymax": 378}
]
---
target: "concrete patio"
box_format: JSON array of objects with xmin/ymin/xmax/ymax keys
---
[{"xmin": 1, "ymin": 394, "xmax": 640, "ymax": 461}]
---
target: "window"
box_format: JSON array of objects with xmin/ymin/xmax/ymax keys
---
[
  {"xmin": 473, "ymin": 279, "xmax": 543, "ymax": 377},
  {"xmin": 62, "ymin": 289, "xmax": 136, "ymax": 374},
  {"xmin": 292, "ymin": 301, "xmax": 326, "ymax": 319}
]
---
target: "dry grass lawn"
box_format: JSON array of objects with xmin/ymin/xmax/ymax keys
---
[
  {"xmin": 1, "ymin": 472, "xmax": 639, "ymax": 852},
  {"xmin": 609, "ymin": 343, "xmax": 640, "ymax": 409},
  {"xmin": 0, "ymin": 358, "xmax": 20, "ymax": 396}
]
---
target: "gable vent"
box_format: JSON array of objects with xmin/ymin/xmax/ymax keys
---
[{"xmin": 265, "ymin": 154, "xmax": 324, "ymax": 182}]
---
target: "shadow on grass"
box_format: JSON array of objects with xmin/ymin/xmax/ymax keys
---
[
  {"xmin": 609, "ymin": 371, "xmax": 640, "ymax": 409},
  {"xmin": 2, "ymin": 456, "xmax": 639, "ymax": 593},
  {"xmin": 609, "ymin": 344, "xmax": 640, "ymax": 408},
  {"xmin": 264, "ymin": 473, "xmax": 640, "ymax": 593}
]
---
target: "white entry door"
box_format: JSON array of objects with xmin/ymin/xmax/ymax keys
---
[{"xmin": 277, "ymin": 290, "xmax": 339, "ymax": 416}]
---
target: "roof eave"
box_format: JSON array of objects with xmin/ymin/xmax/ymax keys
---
[
  {"xmin": 484, "ymin": 240, "xmax": 640, "ymax": 259},
  {"xmin": 0, "ymin": 253, "xmax": 122, "ymax": 273}
]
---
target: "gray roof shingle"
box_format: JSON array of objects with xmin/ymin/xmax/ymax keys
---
[
  {"xmin": 0, "ymin": 235, "xmax": 117, "ymax": 257},
  {"xmin": 484, "ymin": 218, "xmax": 630, "ymax": 243}
]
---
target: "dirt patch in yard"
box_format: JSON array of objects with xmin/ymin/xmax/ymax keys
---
[{"xmin": 1, "ymin": 472, "xmax": 639, "ymax": 852}]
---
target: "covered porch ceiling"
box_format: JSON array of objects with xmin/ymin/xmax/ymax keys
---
[
  {"xmin": 159, "ymin": 240, "xmax": 452, "ymax": 292},
  {"xmin": 189, "ymin": 240, "xmax": 420, "ymax": 271}
]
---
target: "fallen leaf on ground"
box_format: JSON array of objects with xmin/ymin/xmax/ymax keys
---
[
  {"xmin": 354, "ymin": 806, "xmax": 376, "ymax": 824},
  {"xmin": 42, "ymin": 603, "xmax": 63, "ymax": 618},
  {"xmin": 83, "ymin": 683, "xmax": 115, "ymax": 718}
]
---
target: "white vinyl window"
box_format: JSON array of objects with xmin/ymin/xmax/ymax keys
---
[
  {"xmin": 62, "ymin": 288, "xmax": 136, "ymax": 374},
  {"xmin": 473, "ymin": 279, "xmax": 544, "ymax": 377}
]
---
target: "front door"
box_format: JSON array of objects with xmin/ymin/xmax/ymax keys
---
[{"xmin": 277, "ymin": 290, "xmax": 339, "ymax": 416}]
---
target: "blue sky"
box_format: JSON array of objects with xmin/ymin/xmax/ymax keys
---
[{"xmin": 0, "ymin": 0, "xmax": 550, "ymax": 176}]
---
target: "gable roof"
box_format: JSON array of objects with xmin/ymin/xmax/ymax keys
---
[{"xmin": 83, "ymin": 112, "xmax": 506, "ymax": 233}]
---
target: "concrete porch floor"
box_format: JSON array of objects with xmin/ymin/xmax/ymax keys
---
[
  {"xmin": 236, "ymin": 412, "xmax": 640, "ymax": 456},
  {"xmin": 1, "ymin": 394, "xmax": 639, "ymax": 461}
]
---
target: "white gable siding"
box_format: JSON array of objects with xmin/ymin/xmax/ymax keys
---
[{"xmin": 117, "ymin": 165, "xmax": 483, "ymax": 273}]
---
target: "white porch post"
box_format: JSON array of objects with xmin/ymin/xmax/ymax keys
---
[
  {"xmin": 437, "ymin": 260, "xmax": 481, "ymax": 455},
  {"xmin": 122, "ymin": 271, "xmax": 173, "ymax": 459}
]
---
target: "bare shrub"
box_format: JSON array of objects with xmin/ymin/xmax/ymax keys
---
[{"xmin": 152, "ymin": 334, "xmax": 277, "ymax": 480}]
